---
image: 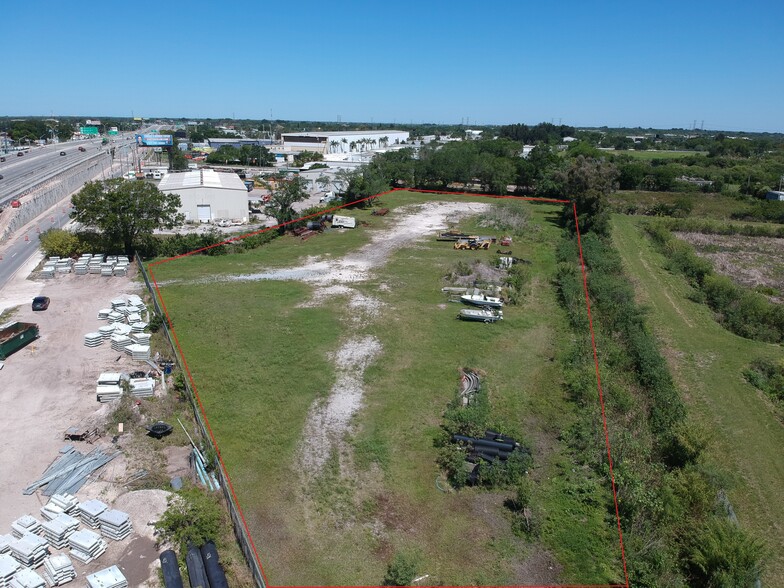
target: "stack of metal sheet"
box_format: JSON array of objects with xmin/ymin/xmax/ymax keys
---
[
  {"xmin": 100, "ymin": 263, "xmax": 115, "ymax": 277},
  {"xmin": 40, "ymin": 514, "xmax": 79, "ymax": 550},
  {"xmin": 130, "ymin": 377, "xmax": 154, "ymax": 399},
  {"xmin": 8, "ymin": 567, "xmax": 46, "ymax": 588},
  {"xmin": 76, "ymin": 500, "xmax": 107, "ymax": 529},
  {"xmin": 84, "ymin": 333, "xmax": 103, "ymax": 348},
  {"xmin": 0, "ymin": 535, "xmax": 13, "ymax": 555},
  {"xmin": 8, "ymin": 534, "xmax": 48, "ymax": 568},
  {"xmin": 109, "ymin": 335, "xmax": 131, "ymax": 352},
  {"xmin": 41, "ymin": 554, "xmax": 76, "ymax": 586},
  {"xmin": 67, "ymin": 530, "xmax": 106, "ymax": 564},
  {"xmin": 85, "ymin": 566, "xmax": 126, "ymax": 588},
  {"xmin": 96, "ymin": 386, "xmax": 122, "ymax": 403},
  {"xmin": 125, "ymin": 344, "xmax": 150, "ymax": 361},
  {"xmin": 97, "ymin": 325, "xmax": 115, "ymax": 340},
  {"xmin": 0, "ymin": 553, "xmax": 20, "ymax": 587},
  {"xmin": 10, "ymin": 517, "xmax": 41, "ymax": 539},
  {"xmin": 96, "ymin": 309, "xmax": 112, "ymax": 320},
  {"xmin": 97, "ymin": 510, "xmax": 131, "ymax": 542},
  {"xmin": 24, "ymin": 447, "xmax": 120, "ymax": 497}
]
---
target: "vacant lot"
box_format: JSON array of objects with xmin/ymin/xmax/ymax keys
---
[
  {"xmin": 675, "ymin": 231, "xmax": 784, "ymax": 298},
  {"xmin": 152, "ymin": 192, "xmax": 624, "ymax": 585},
  {"xmin": 613, "ymin": 215, "xmax": 784, "ymax": 586}
]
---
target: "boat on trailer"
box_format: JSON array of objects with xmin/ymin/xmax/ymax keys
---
[
  {"xmin": 460, "ymin": 292, "xmax": 504, "ymax": 308},
  {"xmin": 458, "ymin": 308, "xmax": 503, "ymax": 323}
]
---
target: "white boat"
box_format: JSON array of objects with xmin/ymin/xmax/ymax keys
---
[
  {"xmin": 459, "ymin": 309, "xmax": 503, "ymax": 323},
  {"xmin": 460, "ymin": 293, "xmax": 504, "ymax": 308}
]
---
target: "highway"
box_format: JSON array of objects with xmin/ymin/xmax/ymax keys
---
[{"xmin": 0, "ymin": 134, "xmax": 140, "ymax": 290}]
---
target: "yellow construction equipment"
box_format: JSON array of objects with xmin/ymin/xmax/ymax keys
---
[{"xmin": 454, "ymin": 237, "xmax": 491, "ymax": 250}]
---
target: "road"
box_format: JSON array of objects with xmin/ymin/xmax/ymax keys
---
[{"xmin": 0, "ymin": 135, "xmax": 139, "ymax": 290}]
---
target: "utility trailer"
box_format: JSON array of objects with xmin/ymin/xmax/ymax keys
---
[{"xmin": 0, "ymin": 322, "xmax": 39, "ymax": 359}]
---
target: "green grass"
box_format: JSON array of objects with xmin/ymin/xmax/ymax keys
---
[
  {"xmin": 612, "ymin": 214, "xmax": 784, "ymax": 586},
  {"xmin": 608, "ymin": 190, "xmax": 752, "ymax": 220},
  {"xmin": 152, "ymin": 192, "xmax": 624, "ymax": 585}
]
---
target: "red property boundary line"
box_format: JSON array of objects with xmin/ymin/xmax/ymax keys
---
[{"xmin": 147, "ymin": 188, "xmax": 630, "ymax": 588}]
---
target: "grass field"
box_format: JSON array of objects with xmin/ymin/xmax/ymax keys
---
[
  {"xmin": 612, "ymin": 214, "xmax": 784, "ymax": 586},
  {"xmin": 151, "ymin": 192, "xmax": 624, "ymax": 585},
  {"xmin": 608, "ymin": 190, "xmax": 752, "ymax": 220}
]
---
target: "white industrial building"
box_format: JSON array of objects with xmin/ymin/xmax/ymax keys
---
[
  {"xmin": 281, "ymin": 130, "xmax": 410, "ymax": 154},
  {"xmin": 158, "ymin": 169, "xmax": 248, "ymax": 223}
]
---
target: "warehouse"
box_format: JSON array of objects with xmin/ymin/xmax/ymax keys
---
[
  {"xmin": 158, "ymin": 169, "xmax": 248, "ymax": 223},
  {"xmin": 281, "ymin": 130, "xmax": 409, "ymax": 154}
]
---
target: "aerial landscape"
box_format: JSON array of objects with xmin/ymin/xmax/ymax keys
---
[{"xmin": 1, "ymin": 2, "xmax": 783, "ymax": 588}]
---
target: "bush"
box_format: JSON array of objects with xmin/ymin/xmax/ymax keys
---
[
  {"xmin": 685, "ymin": 519, "xmax": 765, "ymax": 587},
  {"xmin": 382, "ymin": 551, "xmax": 420, "ymax": 586},
  {"xmin": 39, "ymin": 228, "xmax": 81, "ymax": 258},
  {"xmin": 154, "ymin": 488, "xmax": 223, "ymax": 554}
]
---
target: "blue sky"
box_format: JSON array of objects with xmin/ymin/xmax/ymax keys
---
[{"xmin": 2, "ymin": 0, "xmax": 782, "ymax": 132}]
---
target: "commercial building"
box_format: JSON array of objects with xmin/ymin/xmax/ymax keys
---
[
  {"xmin": 280, "ymin": 130, "xmax": 410, "ymax": 154},
  {"xmin": 158, "ymin": 169, "xmax": 248, "ymax": 223}
]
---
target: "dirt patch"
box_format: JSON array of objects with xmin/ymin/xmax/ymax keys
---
[
  {"xmin": 675, "ymin": 231, "xmax": 784, "ymax": 301},
  {"xmin": 511, "ymin": 547, "xmax": 563, "ymax": 585}
]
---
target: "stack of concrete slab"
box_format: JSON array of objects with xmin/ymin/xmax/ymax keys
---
[
  {"xmin": 76, "ymin": 500, "xmax": 107, "ymax": 530},
  {"xmin": 40, "ymin": 514, "xmax": 79, "ymax": 550},
  {"xmin": 0, "ymin": 553, "xmax": 20, "ymax": 587},
  {"xmin": 41, "ymin": 554, "xmax": 76, "ymax": 586},
  {"xmin": 8, "ymin": 567, "xmax": 46, "ymax": 588},
  {"xmin": 10, "ymin": 517, "xmax": 41, "ymax": 539},
  {"xmin": 40, "ymin": 263, "xmax": 55, "ymax": 279},
  {"xmin": 85, "ymin": 566, "xmax": 126, "ymax": 588},
  {"xmin": 84, "ymin": 333, "xmax": 103, "ymax": 348},
  {"xmin": 100, "ymin": 263, "xmax": 115, "ymax": 277},
  {"xmin": 8, "ymin": 534, "xmax": 48, "ymax": 568},
  {"xmin": 97, "ymin": 325, "xmax": 115, "ymax": 340},
  {"xmin": 130, "ymin": 333, "xmax": 151, "ymax": 345},
  {"xmin": 127, "ymin": 312, "xmax": 141, "ymax": 324},
  {"xmin": 126, "ymin": 344, "xmax": 150, "ymax": 361},
  {"xmin": 106, "ymin": 312, "xmax": 124, "ymax": 324},
  {"xmin": 97, "ymin": 309, "xmax": 112, "ymax": 320},
  {"xmin": 113, "ymin": 324, "xmax": 131, "ymax": 337},
  {"xmin": 130, "ymin": 322, "xmax": 147, "ymax": 333},
  {"xmin": 67, "ymin": 530, "xmax": 106, "ymax": 564},
  {"xmin": 109, "ymin": 335, "xmax": 131, "ymax": 353},
  {"xmin": 48, "ymin": 495, "xmax": 79, "ymax": 515},
  {"xmin": 97, "ymin": 510, "xmax": 131, "ymax": 541},
  {"xmin": 54, "ymin": 260, "xmax": 72, "ymax": 274},
  {"xmin": 0, "ymin": 535, "xmax": 13, "ymax": 555},
  {"xmin": 88, "ymin": 257, "xmax": 103, "ymax": 274},
  {"xmin": 129, "ymin": 377, "xmax": 154, "ymax": 399}
]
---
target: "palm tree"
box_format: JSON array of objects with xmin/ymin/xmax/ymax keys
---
[
  {"xmin": 381, "ymin": 136, "xmax": 389, "ymax": 148},
  {"xmin": 329, "ymin": 140, "xmax": 339, "ymax": 154},
  {"xmin": 341, "ymin": 138, "xmax": 348, "ymax": 153},
  {"xmin": 371, "ymin": 139, "xmax": 378, "ymax": 150},
  {"xmin": 349, "ymin": 141, "xmax": 356, "ymax": 152}
]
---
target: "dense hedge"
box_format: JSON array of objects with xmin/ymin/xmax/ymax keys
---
[
  {"xmin": 555, "ymin": 233, "xmax": 763, "ymax": 586},
  {"xmin": 646, "ymin": 222, "xmax": 784, "ymax": 343}
]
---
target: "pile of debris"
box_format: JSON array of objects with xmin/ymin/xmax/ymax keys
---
[{"xmin": 459, "ymin": 368, "xmax": 481, "ymax": 406}]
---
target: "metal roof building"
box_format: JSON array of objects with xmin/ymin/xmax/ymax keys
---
[
  {"xmin": 158, "ymin": 169, "xmax": 248, "ymax": 223},
  {"xmin": 281, "ymin": 130, "xmax": 409, "ymax": 154}
]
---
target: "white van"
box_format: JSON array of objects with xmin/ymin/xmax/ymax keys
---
[{"xmin": 188, "ymin": 163, "xmax": 198, "ymax": 170}]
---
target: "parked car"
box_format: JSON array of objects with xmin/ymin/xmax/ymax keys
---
[
  {"xmin": 32, "ymin": 296, "xmax": 50, "ymax": 311},
  {"xmin": 17, "ymin": 151, "xmax": 24, "ymax": 157},
  {"xmin": 60, "ymin": 151, "xmax": 66, "ymax": 156},
  {"xmin": 0, "ymin": 156, "xmax": 6, "ymax": 162}
]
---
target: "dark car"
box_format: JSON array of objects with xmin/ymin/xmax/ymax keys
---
[
  {"xmin": 32, "ymin": 296, "xmax": 50, "ymax": 311},
  {"xmin": 0, "ymin": 156, "xmax": 5, "ymax": 162},
  {"xmin": 78, "ymin": 146, "xmax": 86, "ymax": 152},
  {"xmin": 60, "ymin": 151, "xmax": 66, "ymax": 156},
  {"xmin": 17, "ymin": 151, "xmax": 24, "ymax": 157},
  {"xmin": 0, "ymin": 174, "xmax": 4, "ymax": 180}
]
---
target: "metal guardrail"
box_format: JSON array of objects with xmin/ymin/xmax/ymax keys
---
[{"xmin": 136, "ymin": 258, "xmax": 267, "ymax": 588}]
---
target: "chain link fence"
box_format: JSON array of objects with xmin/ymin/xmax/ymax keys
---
[{"xmin": 137, "ymin": 259, "xmax": 267, "ymax": 588}]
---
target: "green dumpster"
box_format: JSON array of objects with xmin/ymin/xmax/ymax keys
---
[{"xmin": 0, "ymin": 322, "xmax": 39, "ymax": 359}]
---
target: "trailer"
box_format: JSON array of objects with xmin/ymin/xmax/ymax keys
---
[
  {"xmin": 0, "ymin": 322, "xmax": 39, "ymax": 359},
  {"xmin": 332, "ymin": 214, "xmax": 356, "ymax": 229}
]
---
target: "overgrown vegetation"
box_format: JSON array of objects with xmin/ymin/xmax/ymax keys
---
[
  {"xmin": 744, "ymin": 358, "xmax": 784, "ymax": 409},
  {"xmin": 555, "ymin": 216, "xmax": 765, "ymax": 584},
  {"xmin": 155, "ymin": 487, "xmax": 224, "ymax": 554},
  {"xmin": 645, "ymin": 222, "xmax": 784, "ymax": 343}
]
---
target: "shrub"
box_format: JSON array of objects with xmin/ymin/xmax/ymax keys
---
[
  {"xmin": 154, "ymin": 488, "xmax": 223, "ymax": 554},
  {"xmin": 382, "ymin": 551, "xmax": 420, "ymax": 586}
]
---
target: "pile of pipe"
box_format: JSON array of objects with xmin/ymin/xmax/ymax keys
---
[{"xmin": 451, "ymin": 430, "xmax": 523, "ymax": 463}]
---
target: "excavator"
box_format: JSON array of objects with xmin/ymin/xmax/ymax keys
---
[{"xmin": 454, "ymin": 237, "xmax": 491, "ymax": 250}]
